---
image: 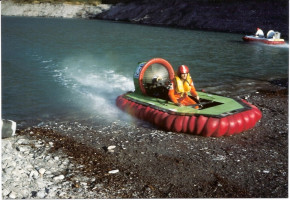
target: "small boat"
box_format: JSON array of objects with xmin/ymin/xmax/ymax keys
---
[
  {"xmin": 242, "ymin": 35, "xmax": 285, "ymax": 45},
  {"xmin": 116, "ymin": 58, "xmax": 262, "ymax": 137}
]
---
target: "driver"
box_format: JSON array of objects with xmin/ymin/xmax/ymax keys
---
[
  {"xmin": 255, "ymin": 28, "xmax": 264, "ymax": 38},
  {"xmin": 168, "ymin": 65, "xmax": 200, "ymax": 107}
]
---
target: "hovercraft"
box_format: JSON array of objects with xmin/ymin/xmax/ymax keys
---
[
  {"xmin": 116, "ymin": 58, "xmax": 262, "ymax": 137},
  {"xmin": 242, "ymin": 31, "xmax": 285, "ymax": 45}
]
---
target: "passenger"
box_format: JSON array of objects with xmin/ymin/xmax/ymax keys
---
[
  {"xmin": 255, "ymin": 28, "xmax": 264, "ymax": 38},
  {"xmin": 168, "ymin": 65, "xmax": 200, "ymax": 107}
]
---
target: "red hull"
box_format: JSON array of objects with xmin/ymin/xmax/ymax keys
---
[
  {"xmin": 242, "ymin": 36, "xmax": 285, "ymax": 45},
  {"xmin": 116, "ymin": 95, "xmax": 262, "ymax": 137}
]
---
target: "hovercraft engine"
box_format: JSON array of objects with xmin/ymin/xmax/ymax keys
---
[{"xmin": 133, "ymin": 58, "xmax": 175, "ymax": 100}]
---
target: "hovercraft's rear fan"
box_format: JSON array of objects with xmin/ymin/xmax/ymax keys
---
[
  {"xmin": 138, "ymin": 58, "xmax": 175, "ymax": 100},
  {"xmin": 143, "ymin": 63, "xmax": 170, "ymax": 85}
]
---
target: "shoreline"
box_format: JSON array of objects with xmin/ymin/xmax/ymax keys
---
[
  {"xmin": 2, "ymin": 80, "xmax": 288, "ymax": 198},
  {"xmin": 1, "ymin": 0, "xmax": 289, "ymax": 39}
]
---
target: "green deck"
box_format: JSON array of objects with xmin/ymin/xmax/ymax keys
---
[{"xmin": 124, "ymin": 91, "xmax": 247, "ymax": 117}]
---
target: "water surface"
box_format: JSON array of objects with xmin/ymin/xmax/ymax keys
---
[{"xmin": 2, "ymin": 16, "xmax": 288, "ymax": 126}]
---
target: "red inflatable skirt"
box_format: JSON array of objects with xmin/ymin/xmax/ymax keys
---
[{"xmin": 116, "ymin": 95, "xmax": 262, "ymax": 137}]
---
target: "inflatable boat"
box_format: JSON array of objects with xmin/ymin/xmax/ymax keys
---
[
  {"xmin": 116, "ymin": 58, "xmax": 262, "ymax": 137},
  {"xmin": 242, "ymin": 35, "xmax": 285, "ymax": 45}
]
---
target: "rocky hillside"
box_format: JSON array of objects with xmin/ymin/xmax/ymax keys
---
[
  {"xmin": 1, "ymin": 0, "xmax": 112, "ymax": 18},
  {"xmin": 2, "ymin": 0, "xmax": 289, "ymax": 38},
  {"xmin": 94, "ymin": 0, "xmax": 289, "ymax": 38}
]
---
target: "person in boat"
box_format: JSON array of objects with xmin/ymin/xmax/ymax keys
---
[
  {"xmin": 255, "ymin": 28, "xmax": 264, "ymax": 38},
  {"xmin": 168, "ymin": 65, "xmax": 200, "ymax": 107}
]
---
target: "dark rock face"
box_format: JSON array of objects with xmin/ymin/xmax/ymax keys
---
[{"xmin": 95, "ymin": 0, "xmax": 289, "ymax": 38}]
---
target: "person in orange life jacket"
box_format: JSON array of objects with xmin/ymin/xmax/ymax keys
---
[{"xmin": 168, "ymin": 65, "xmax": 199, "ymax": 107}]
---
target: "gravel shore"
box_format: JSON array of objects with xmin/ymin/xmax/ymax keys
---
[
  {"xmin": 2, "ymin": 136, "xmax": 99, "ymax": 199},
  {"xmin": 2, "ymin": 78, "xmax": 288, "ymax": 198}
]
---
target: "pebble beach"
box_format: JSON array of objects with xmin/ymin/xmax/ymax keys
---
[
  {"xmin": 2, "ymin": 135, "xmax": 107, "ymax": 199},
  {"xmin": 2, "ymin": 79, "xmax": 288, "ymax": 198}
]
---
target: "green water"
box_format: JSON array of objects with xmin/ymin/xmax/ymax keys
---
[{"xmin": 2, "ymin": 16, "xmax": 288, "ymax": 124}]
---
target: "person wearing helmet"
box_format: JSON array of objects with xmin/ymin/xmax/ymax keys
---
[
  {"xmin": 168, "ymin": 65, "xmax": 199, "ymax": 107},
  {"xmin": 255, "ymin": 28, "xmax": 264, "ymax": 38}
]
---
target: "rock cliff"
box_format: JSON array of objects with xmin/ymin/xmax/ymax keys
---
[
  {"xmin": 2, "ymin": 0, "xmax": 288, "ymax": 38},
  {"xmin": 1, "ymin": 0, "xmax": 112, "ymax": 18},
  {"xmin": 95, "ymin": 0, "xmax": 289, "ymax": 38}
]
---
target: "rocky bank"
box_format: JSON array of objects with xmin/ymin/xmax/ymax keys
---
[
  {"xmin": 95, "ymin": 0, "xmax": 289, "ymax": 38},
  {"xmin": 1, "ymin": 0, "xmax": 112, "ymax": 18},
  {"xmin": 2, "ymin": 79, "xmax": 288, "ymax": 198},
  {"xmin": 2, "ymin": 133, "xmax": 138, "ymax": 199},
  {"xmin": 1, "ymin": 0, "xmax": 289, "ymax": 38}
]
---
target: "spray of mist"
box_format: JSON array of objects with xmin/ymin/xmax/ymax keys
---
[{"xmin": 56, "ymin": 55, "xmax": 135, "ymax": 121}]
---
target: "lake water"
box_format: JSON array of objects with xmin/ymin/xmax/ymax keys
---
[{"xmin": 2, "ymin": 16, "xmax": 288, "ymax": 126}]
